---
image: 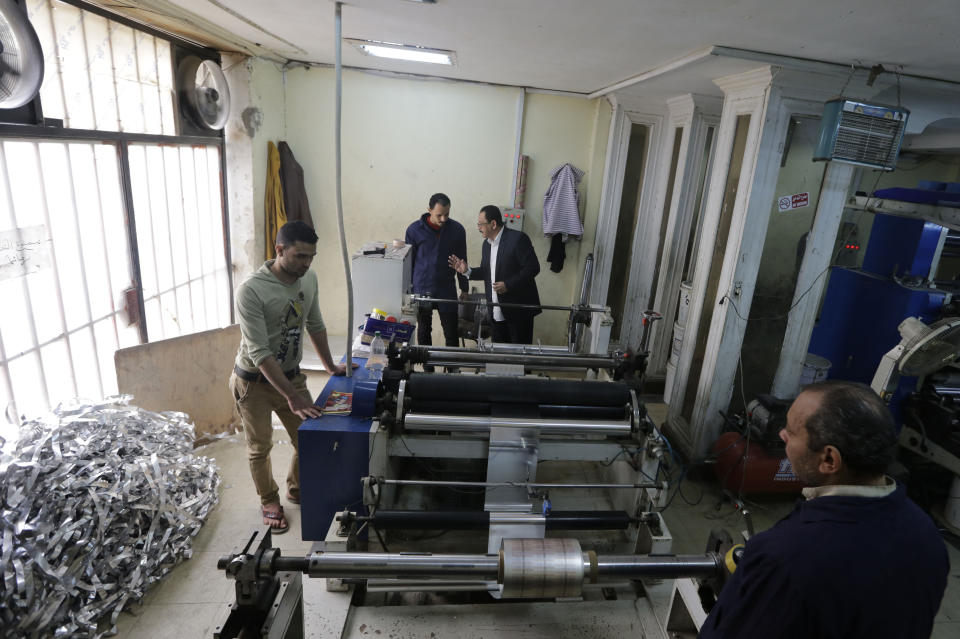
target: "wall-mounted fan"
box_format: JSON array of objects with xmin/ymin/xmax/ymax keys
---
[
  {"xmin": 176, "ymin": 55, "xmax": 230, "ymax": 131},
  {"xmin": 0, "ymin": 0, "xmax": 44, "ymax": 110}
]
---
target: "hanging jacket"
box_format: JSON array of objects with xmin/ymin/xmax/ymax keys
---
[
  {"xmin": 278, "ymin": 141, "xmax": 314, "ymax": 228},
  {"xmin": 264, "ymin": 141, "xmax": 287, "ymax": 260},
  {"xmin": 542, "ymin": 163, "xmax": 584, "ymax": 237}
]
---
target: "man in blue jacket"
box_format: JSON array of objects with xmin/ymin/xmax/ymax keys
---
[
  {"xmin": 700, "ymin": 380, "xmax": 949, "ymax": 639},
  {"xmin": 405, "ymin": 193, "xmax": 468, "ymax": 357}
]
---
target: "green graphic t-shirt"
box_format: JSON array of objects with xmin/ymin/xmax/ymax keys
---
[{"xmin": 234, "ymin": 261, "xmax": 326, "ymax": 374}]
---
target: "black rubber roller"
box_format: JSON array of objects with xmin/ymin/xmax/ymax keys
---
[{"xmin": 406, "ymin": 374, "xmax": 631, "ymax": 408}]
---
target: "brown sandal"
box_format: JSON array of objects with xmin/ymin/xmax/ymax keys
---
[{"xmin": 262, "ymin": 505, "xmax": 289, "ymax": 534}]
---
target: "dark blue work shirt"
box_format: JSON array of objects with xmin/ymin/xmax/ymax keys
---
[
  {"xmin": 405, "ymin": 213, "xmax": 468, "ymax": 314},
  {"xmin": 700, "ymin": 484, "xmax": 949, "ymax": 639}
]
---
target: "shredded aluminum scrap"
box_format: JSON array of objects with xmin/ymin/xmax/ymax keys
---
[{"xmin": 0, "ymin": 397, "xmax": 220, "ymax": 638}]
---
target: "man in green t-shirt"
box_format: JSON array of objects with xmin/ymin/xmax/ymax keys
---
[{"xmin": 230, "ymin": 220, "xmax": 346, "ymax": 533}]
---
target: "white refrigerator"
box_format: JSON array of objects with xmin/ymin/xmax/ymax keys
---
[{"xmin": 350, "ymin": 244, "xmax": 412, "ymax": 319}]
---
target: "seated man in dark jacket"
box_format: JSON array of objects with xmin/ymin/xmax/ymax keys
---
[
  {"xmin": 700, "ymin": 380, "xmax": 949, "ymax": 639},
  {"xmin": 404, "ymin": 193, "xmax": 468, "ymax": 357}
]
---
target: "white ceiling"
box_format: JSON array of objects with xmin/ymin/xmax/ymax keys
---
[{"xmin": 112, "ymin": 0, "xmax": 960, "ymax": 95}]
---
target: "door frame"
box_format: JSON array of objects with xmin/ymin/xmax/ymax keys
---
[
  {"xmin": 674, "ymin": 67, "xmax": 853, "ymax": 457},
  {"xmin": 590, "ymin": 95, "xmax": 668, "ymax": 348},
  {"xmin": 647, "ymin": 94, "xmax": 722, "ymax": 377},
  {"xmin": 666, "ymin": 67, "xmax": 775, "ymax": 454}
]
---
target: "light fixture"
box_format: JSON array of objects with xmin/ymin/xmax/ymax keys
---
[{"xmin": 346, "ymin": 39, "xmax": 455, "ymax": 66}]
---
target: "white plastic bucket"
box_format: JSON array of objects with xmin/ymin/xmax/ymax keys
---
[
  {"xmin": 677, "ymin": 281, "xmax": 693, "ymax": 327},
  {"xmin": 664, "ymin": 359, "xmax": 677, "ymax": 405},
  {"xmin": 671, "ymin": 321, "xmax": 685, "ymax": 360},
  {"xmin": 800, "ymin": 353, "xmax": 831, "ymax": 386}
]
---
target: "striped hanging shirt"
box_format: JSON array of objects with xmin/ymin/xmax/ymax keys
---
[{"xmin": 542, "ymin": 163, "xmax": 584, "ymax": 237}]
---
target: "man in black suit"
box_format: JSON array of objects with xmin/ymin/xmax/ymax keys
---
[{"xmin": 448, "ymin": 205, "xmax": 541, "ymax": 344}]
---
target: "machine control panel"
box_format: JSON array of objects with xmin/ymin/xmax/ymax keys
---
[{"xmin": 502, "ymin": 207, "xmax": 525, "ymax": 230}]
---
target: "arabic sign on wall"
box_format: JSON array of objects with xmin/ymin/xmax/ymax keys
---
[{"xmin": 0, "ymin": 225, "xmax": 53, "ymax": 281}]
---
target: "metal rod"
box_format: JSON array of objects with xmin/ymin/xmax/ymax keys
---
[
  {"xmin": 307, "ymin": 552, "xmax": 500, "ymax": 579},
  {"xmin": 420, "ymin": 344, "xmax": 578, "ymax": 355},
  {"xmin": 333, "ymin": 1, "xmax": 353, "ymax": 377},
  {"xmin": 365, "ymin": 580, "xmax": 497, "ymax": 593},
  {"xmin": 287, "ymin": 551, "xmax": 720, "ymax": 581},
  {"xmin": 363, "ymin": 579, "xmax": 639, "ymax": 594},
  {"xmin": 571, "ymin": 253, "xmax": 594, "ymax": 349},
  {"xmin": 426, "ymin": 361, "xmax": 595, "ymax": 374},
  {"xmin": 403, "ymin": 413, "xmax": 632, "ymax": 436},
  {"xmin": 592, "ymin": 555, "xmax": 722, "ymax": 579},
  {"xmin": 371, "ymin": 478, "xmax": 655, "ymax": 490},
  {"xmin": 117, "ymin": 142, "xmax": 149, "ymax": 344},
  {"xmin": 418, "ymin": 350, "xmax": 622, "ymax": 369},
  {"xmin": 411, "ymin": 295, "xmax": 609, "ymax": 314}
]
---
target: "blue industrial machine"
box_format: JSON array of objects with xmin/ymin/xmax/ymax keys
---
[
  {"xmin": 298, "ymin": 362, "xmax": 377, "ymax": 540},
  {"xmin": 809, "ymin": 213, "xmax": 948, "ymax": 422}
]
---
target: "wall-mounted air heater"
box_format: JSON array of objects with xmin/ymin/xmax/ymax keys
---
[{"xmin": 813, "ymin": 99, "xmax": 909, "ymax": 170}]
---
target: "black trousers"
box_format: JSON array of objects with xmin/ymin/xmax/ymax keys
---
[
  {"xmin": 491, "ymin": 315, "xmax": 534, "ymax": 345},
  {"xmin": 417, "ymin": 303, "xmax": 459, "ymax": 347}
]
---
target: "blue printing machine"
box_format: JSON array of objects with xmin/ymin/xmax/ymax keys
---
[
  {"xmin": 298, "ymin": 359, "xmax": 378, "ymax": 540},
  {"xmin": 809, "ymin": 214, "xmax": 947, "ymax": 424}
]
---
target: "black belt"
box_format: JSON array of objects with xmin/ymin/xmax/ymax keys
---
[{"xmin": 234, "ymin": 364, "xmax": 300, "ymax": 383}]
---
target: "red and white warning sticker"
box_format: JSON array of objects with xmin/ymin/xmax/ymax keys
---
[{"xmin": 777, "ymin": 192, "xmax": 810, "ymax": 212}]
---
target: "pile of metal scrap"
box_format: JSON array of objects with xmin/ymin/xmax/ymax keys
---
[{"xmin": 0, "ymin": 397, "xmax": 220, "ymax": 638}]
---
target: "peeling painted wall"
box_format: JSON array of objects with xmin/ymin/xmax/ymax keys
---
[
  {"xmin": 222, "ymin": 54, "xmax": 260, "ymax": 284},
  {"xmin": 519, "ymin": 93, "xmax": 612, "ymax": 341},
  {"xmin": 224, "ymin": 57, "xmax": 288, "ymax": 281}
]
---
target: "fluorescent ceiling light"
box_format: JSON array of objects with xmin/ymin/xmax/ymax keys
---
[{"xmin": 347, "ymin": 39, "xmax": 455, "ymax": 66}]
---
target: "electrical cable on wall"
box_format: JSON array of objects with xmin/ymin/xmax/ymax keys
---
[{"xmin": 334, "ymin": 2, "xmax": 354, "ymax": 376}]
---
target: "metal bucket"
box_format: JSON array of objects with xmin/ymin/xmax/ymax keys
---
[{"xmin": 800, "ymin": 353, "xmax": 831, "ymax": 386}]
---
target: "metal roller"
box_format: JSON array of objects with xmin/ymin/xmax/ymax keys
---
[
  {"xmin": 265, "ymin": 547, "xmax": 722, "ymax": 584},
  {"xmin": 221, "ymin": 532, "xmax": 724, "ymax": 599},
  {"xmin": 411, "ymin": 295, "xmax": 609, "ymax": 314},
  {"xmin": 367, "ymin": 510, "xmax": 632, "ymax": 531},
  {"xmin": 593, "ymin": 555, "xmax": 722, "ymax": 579},
  {"xmin": 500, "ymin": 538, "xmax": 585, "ymax": 599},
  {"xmin": 304, "ymin": 552, "xmax": 499, "ymax": 579},
  {"xmin": 403, "ymin": 412, "xmax": 632, "ymax": 436}
]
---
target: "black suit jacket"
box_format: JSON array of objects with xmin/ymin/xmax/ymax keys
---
[{"xmin": 469, "ymin": 227, "xmax": 541, "ymax": 320}]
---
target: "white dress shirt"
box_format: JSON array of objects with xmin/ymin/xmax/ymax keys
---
[
  {"xmin": 801, "ymin": 475, "xmax": 896, "ymax": 500},
  {"xmin": 488, "ymin": 228, "xmax": 505, "ymax": 322}
]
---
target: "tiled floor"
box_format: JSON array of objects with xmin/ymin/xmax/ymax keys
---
[{"xmin": 109, "ymin": 385, "xmax": 960, "ymax": 638}]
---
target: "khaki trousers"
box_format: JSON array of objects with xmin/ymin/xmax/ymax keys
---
[{"xmin": 229, "ymin": 372, "xmax": 311, "ymax": 506}]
